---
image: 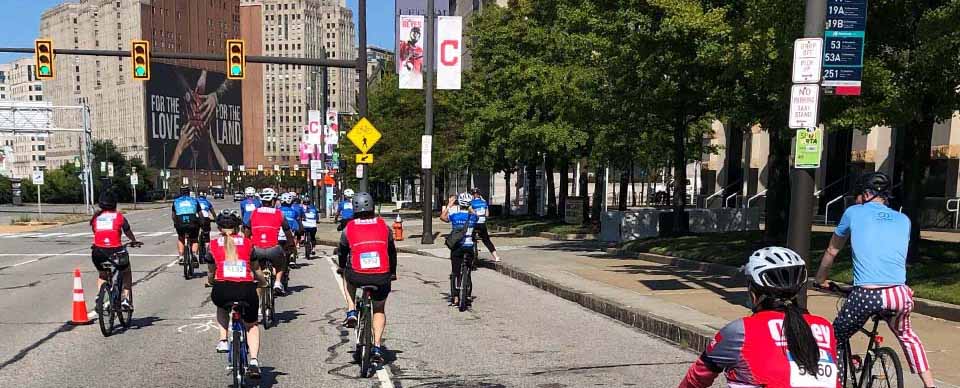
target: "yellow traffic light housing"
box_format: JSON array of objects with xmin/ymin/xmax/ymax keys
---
[
  {"xmin": 131, "ymin": 40, "xmax": 150, "ymax": 80},
  {"xmin": 226, "ymin": 39, "xmax": 245, "ymax": 80},
  {"xmin": 34, "ymin": 39, "xmax": 54, "ymax": 80}
]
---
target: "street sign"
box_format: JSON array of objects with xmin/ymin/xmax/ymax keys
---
[
  {"xmin": 100, "ymin": 161, "xmax": 106, "ymax": 172},
  {"xmin": 182, "ymin": 177, "xmax": 189, "ymax": 185},
  {"xmin": 356, "ymin": 164, "xmax": 364, "ymax": 179},
  {"xmin": 107, "ymin": 162, "xmax": 115, "ymax": 177},
  {"xmin": 356, "ymin": 154, "xmax": 374, "ymax": 164},
  {"xmin": 239, "ymin": 164, "xmax": 245, "ymax": 171},
  {"xmin": 130, "ymin": 173, "xmax": 139, "ymax": 186},
  {"xmin": 421, "ymin": 135, "xmax": 432, "ymax": 169},
  {"xmin": 789, "ymin": 84, "xmax": 820, "ymax": 129},
  {"xmin": 32, "ymin": 170, "xmax": 44, "ymax": 185},
  {"xmin": 227, "ymin": 165, "xmax": 233, "ymax": 172},
  {"xmin": 794, "ymin": 128, "xmax": 823, "ymax": 168},
  {"xmin": 310, "ymin": 159, "xmax": 323, "ymax": 180},
  {"xmin": 257, "ymin": 164, "xmax": 263, "ymax": 172},
  {"xmin": 273, "ymin": 165, "xmax": 280, "ymax": 171},
  {"xmin": 347, "ymin": 118, "xmax": 381, "ymax": 154},
  {"xmin": 792, "ymin": 38, "xmax": 823, "ymax": 83},
  {"xmin": 823, "ymin": 0, "xmax": 867, "ymax": 95}
]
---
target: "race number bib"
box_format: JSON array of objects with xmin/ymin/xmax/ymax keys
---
[
  {"xmin": 344, "ymin": 203, "xmax": 353, "ymax": 210},
  {"xmin": 223, "ymin": 261, "xmax": 248, "ymax": 279},
  {"xmin": 245, "ymin": 204, "xmax": 256, "ymax": 212},
  {"xmin": 478, "ymin": 216, "xmax": 487, "ymax": 223},
  {"xmin": 359, "ymin": 252, "xmax": 381, "ymax": 269},
  {"xmin": 95, "ymin": 216, "xmax": 115, "ymax": 231},
  {"xmin": 201, "ymin": 209, "xmax": 211, "ymax": 218},
  {"xmin": 475, "ymin": 207, "xmax": 487, "ymax": 216},
  {"xmin": 789, "ymin": 349, "xmax": 837, "ymax": 388}
]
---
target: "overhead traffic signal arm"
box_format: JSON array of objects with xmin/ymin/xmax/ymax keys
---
[
  {"xmin": 131, "ymin": 40, "xmax": 151, "ymax": 80},
  {"xmin": 226, "ymin": 39, "xmax": 245, "ymax": 80},
  {"xmin": 34, "ymin": 39, "xmax": 54, "ymax": 79}
]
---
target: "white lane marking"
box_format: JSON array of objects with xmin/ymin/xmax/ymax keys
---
[
  {"xmin": 65, "ymin": 232, "xmax": 92, "ymax": 237},
  {"xmin": 12, "ymin": 259, "xmax": 39, "ymax": 267},
  {"xmin": 166, "ymin": 258, "xmax": 180, "ymax": 267},
  {"xmin": 27, "ymin": 232, "xmax": 66, "ymax": 238},
  {"xmin": 376, "ymin": 368, "xmax": 395, "ymax": 387},
  {"xmin": 3, "ymin": 233, "xmax": 39, "ymax": 238},
  {"xmin": 144, "ymin": 232, "xmax": 170, "ymax": 237},
  {"xmin": 326, "ymin": 258, "xmax": 349, "ymax": 304},
  {"xmin": 0, "ymin": 233, "xmax": 12, "ymax": 237},
  {"xmin": 0, "ymin": 253, "xmax": 179, "ymax": 257}
]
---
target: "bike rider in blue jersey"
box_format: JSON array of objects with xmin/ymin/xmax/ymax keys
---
[
  {"xmin": 469, "ymin": 188, "xmax": 501, "ymax": 262},
  {"xmin": 336, "ymin": 189, "xmax": 356, "ymax": 231},
  {"xmin": 279, "ymin": 193, "xmax": 303, "ymax": 272},
  {"xmin": 239, "ymin": 186, "xmax": 262, "ymax": 230},
  {"xmin": 301, "ymin": 196, "xmax": 319, "ymax": 255},
  {"xmin": 197, "ymin": 191, "xmax": 217, "ymax": 247},
  {"xmin": 440, "ymin": 193, "xmax": 479, "ymax": 307},
  {"xmin": 171, "ymin": 186, "xmax": 202, "ymax": 264}
]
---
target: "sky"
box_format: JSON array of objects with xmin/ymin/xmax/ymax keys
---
[{"xmin": 0, "ymin": 0, "xmax": 395, "ymax": 64}]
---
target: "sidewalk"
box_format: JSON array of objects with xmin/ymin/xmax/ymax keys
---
[{"xmin": 315, "ymin": 221, "xmax": 960, "ymax": 387}]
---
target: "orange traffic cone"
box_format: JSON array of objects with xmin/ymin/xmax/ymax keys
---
[{"xmin": 69, "ymin": 268, "xmax": 92, "ymax": 325}]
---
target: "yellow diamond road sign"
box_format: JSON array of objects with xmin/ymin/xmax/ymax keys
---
[
  {"xmin": 356, "ymin": 154, "xmax": 374, "ymax": 164},
  {"xmin": 347, "ymin": 118, "xmax": 381, "ymax": 154}
]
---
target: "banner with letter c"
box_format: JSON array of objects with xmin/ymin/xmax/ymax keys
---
[{"xmin": 437, "ymin": 16, "xmax": 462, "ymax": 90}]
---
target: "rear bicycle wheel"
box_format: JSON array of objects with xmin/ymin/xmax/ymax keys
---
[
  {"xmin": 865, "ymin": 347, "xmax": 903, "ymax": 388},
  {"xmin": 96, "ymin": 283, "xmax": 113, "ymax": 337},
  {"xmin": 458, "ymin": 264, "xmax": 471, "ymax": 312},
  {"xmin": 358, "ymin": 299, "xmax": 374, "ymax": 378},
  {"xmin": 182, "ymin": 240, "xmax": 193, "ymax": 280},
  {"xmin": 232, "ymin": 328, "xmax": 245, "ymax": 387}
]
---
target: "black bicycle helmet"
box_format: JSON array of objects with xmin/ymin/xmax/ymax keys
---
[
  {"xmin": 98, "ymin": 191, "xmax": 118, "ymax": 210},
  {"xmin": 855, "ymin": 172, "xmax": 891, "ymax": 198},
  {"xmin": 215, "ymin": 212, "xmax": 241, "ymax": 229},
  {"xmin": 352, "ymin": 192, "xmax": 375, "ymax": 214},
  {"xmin": 179, "ymin": 185, "xmax": 191, "ymax": 195}
]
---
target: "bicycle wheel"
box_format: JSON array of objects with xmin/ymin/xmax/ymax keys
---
[
  {"xmin": 458, "ymin": 264, "xmax": 471, "ymax": 312},
  {"xmin": 232, "ymin": 326, "xmax": 245, "ymax": 387},
  {"xmin": 358, "ymin": 298, "xmax": 374, "ymax": 378},
  {"xmin": 182, "ymin": 240, "xmax": 193, "ymax": 280},
  {"xmin": 260, "ymin": 284, "xmax": 272, "ymax": 330},
  {"xmin": 96, "ymin": 283, "xmax": 113, "ymax": 337},
  {"xmin": 115, "ymin": 279, "xmax": 131, "ymax": 329},
  {"xmin": 865, "ymin": 347, "xmax": 903, "ymax": 388}
]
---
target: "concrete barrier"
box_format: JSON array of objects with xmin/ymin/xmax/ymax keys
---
[{"xmin": 601, "ymin": 208, "xmax": 761, "ymax": 243}]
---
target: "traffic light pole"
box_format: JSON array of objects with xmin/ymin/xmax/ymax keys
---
[
  {"xmin": 0, "ymin": 47, "xmax": 358, "ymax": 69},
  {"xmin": 421, "ymin": 0, "xmax": 436, "ymax": 245},
  {"xmin": 787, "ymin": 0, "xmax": 826, "ymax": 308},
  {"xmin": 356, "ymin": 0, "xmax": 369, "ymax": 193}
]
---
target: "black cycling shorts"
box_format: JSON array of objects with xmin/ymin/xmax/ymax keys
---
[
  {"xmin": 210, "ymin": 282, "xmax": 259, "ymax": 323},
  {"xmin": 175, "ymin": 224, "xmax": 200, "ymax": 240},
  {"xmin": 345, "ymin": 271, "xmax": 392, "ymax": 302},
  {"xmin": 91, "ymin": 246, "xmax": 130, "ymax": 272},
  {"xmin": 252, "ymin": 245, "xmax": 287, "ymax": 273}
]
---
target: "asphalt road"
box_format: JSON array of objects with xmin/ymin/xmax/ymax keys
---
[{"xmin": 0, "ymin": 200, "xmax": 696, "ymax": 388}]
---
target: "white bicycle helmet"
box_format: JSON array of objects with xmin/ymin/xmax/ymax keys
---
[
  {"xmin": 743, "ymin": 246, "xmax": 807, "ymax": 298},
  {"xmin": 280, "ymin": 192, "xmax": 294, "ymax": 204},
  {"xmin": 343, "ymin": 188, "xmax": 355, "ymax": 198},
  {"xmin": 260, "ymin": 188, "xmax": 277, "ymax": 202},
  {"xmin": 244, "ymin": 187, "xmax": 257, "ymax": 197},
  {"xmin": 457, "ymin": 192, "xmax": 472, "ymax": 207}
]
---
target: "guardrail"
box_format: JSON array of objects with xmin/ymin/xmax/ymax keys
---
[
  {"xmin": 725, "ymin": 193, "xmax": 738, "ymax": 208},
  {"xmin": 947, "ymin": 198, "xmax": 960, "ymax": 229},
  {"xmin": 746, "ymin": 190, "xmax": 768, "ymax": 208},
  {"xmin": 824, "ymin": 194, "xmax": 846, "ymax": 225}
]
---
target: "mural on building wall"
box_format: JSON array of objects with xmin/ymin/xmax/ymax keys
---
[{"xmin": 145, "ymin": 63, "xmax": 242, "ymax": 170}]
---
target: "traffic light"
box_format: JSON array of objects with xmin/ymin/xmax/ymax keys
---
[
  {"xmin": 34, "ymin": 39, "xmax": 54, "ymax": 79},
  {"xmin": 131, "ymin": 40, "xmax": 150, "ymax": 80},
  {"xmin": 226, "ymin": 39, "xmax": 245, "ymax": 80}
]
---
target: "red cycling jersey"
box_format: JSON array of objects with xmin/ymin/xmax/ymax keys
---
[
  {"xmin": 679, "ymin": 310, "xmax": 839, "ymax": 388},
  {"xmin": 344, "ymin": 217, "xmax": 391, "ymax": 275},
  {"xmin": 250, "ymin": 207, "xmax": 283, "ymax": 248},
  {"xmin": 92, "ymin": 211, "xmax": 125, "ymax": 248},
  {"xmin": 209, "ymin": 235, "xmax": 254, "ymax": 283}
]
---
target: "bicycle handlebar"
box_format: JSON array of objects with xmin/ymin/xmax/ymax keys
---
[{"xmin": 810, "ymin": 280, "xmax": 852, "ymax": 296}]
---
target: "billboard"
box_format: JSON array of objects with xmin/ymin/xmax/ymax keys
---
[{"xmin": 146, "ymin": 63, "xmax": 243, "ymax": 170}]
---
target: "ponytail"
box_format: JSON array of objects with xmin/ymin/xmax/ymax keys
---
[
  {"xmin": 783, "ymin": 300, "xmax": 820, "ymax": 377},
  {"xmin": 221, "ymin": 228, "xmax": 238, "ymax": 265}
]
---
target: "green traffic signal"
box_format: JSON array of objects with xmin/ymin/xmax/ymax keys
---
[
  {"xmin": 135, "ymin": 66, "xmax": 146, "ymax": 77},
  {"xmin": 231, "ymin": 64, "xmax": 242, "ymax": 76},
  {"xmin": 39, "ymin": 65, "xmax": 50, "ymax": 75}
]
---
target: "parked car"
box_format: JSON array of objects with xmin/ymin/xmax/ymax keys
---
[
  {"xmin": 233, "ymin": 191, "xmax": 244, "ymax": 202},
  {"xmin": 211, "ymin": 186, "xmax": 225, "ymax": 199}
]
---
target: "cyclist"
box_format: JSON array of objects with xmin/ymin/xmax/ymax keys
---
[
  {"xmin": 301, "ymin": 196, "xmax": 319, "ymax": 257},
  {"xmin": 337, "ymin": 192, "xmax": 397, "ymax": 363},
  {"xmin": 440, "ymin": 193, "xmax": 478, "ymax": 307},
  {"xmin": 260, "ymin": 188, "xmax": 277, "ymax": 203},
  {"xmin": 90, "ymin": 191, "xmax": 142, "ymax": 311},
  {"xmin": 204, "ymin": 212, "xmax": 262, "ymax": 379},
  {"xmin": 679, "ymin": 247, "xmax": 838, "ymax": 388},
  {"xmin": 815, "ymin": 172, "xmax": 936, "ymax": 387},
  {"xmin": 172, "ymin": 185, "xmax": 202, "ymax": 265},
  {"xmin": 469, "ymin": 188, "xmax": 501, "ymax": 262},
  {"xmin": 279, "ymin": 192, "xmax": 303, "ymax": 267},
  {"xmin": 198, "ymin": 191, "xmax": 216, "ymax": 240},
  {"xmin": 335, "ymin": 188, "xmax": 356, "ymax": 231},
  {"xmin": 250, "ymin": 196, "xmax": 293, "ymax": 297},
  {"xmin": 239, "ymin": 187, "xmax": 262, "ymax": 230}
]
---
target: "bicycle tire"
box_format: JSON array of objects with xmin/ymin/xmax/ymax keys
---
[
  {"xmin": 182, "ymin": 239, "xmax": 193, "ymax": 280},
  {"xmin": 260, "ymin": 285, "xmax": 272, "ymax": 330},
  {"xmin": 359, "ymin": 296, "xmax": 374, "ymax": 378},
  {"xmin": 268, "ymin": 274, "xmax": 277, "ymax": 325},
  {"xmin": 865, "ymin": 347, "xmax": 903, "ymax": 388},
  {"xmin": 232, "ymin": 327, "xmax": 245, "ymax": 388},
  {"xmin": 115, "ymin": 277, "xmax": 131, "ymax": 329},
  {"xmin": 459, "ymin": 264, "xmax": 471, "ymax": 312},
  {"xmin": 96, "ymin": 283, "xmax": 112, "ymax": 337}
]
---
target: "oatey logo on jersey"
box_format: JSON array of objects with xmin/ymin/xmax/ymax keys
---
[{"xmin": 768, "ymin": 319, "xmax": 831, "ymax": 349}]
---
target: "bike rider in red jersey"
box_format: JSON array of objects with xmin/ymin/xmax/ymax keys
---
[
  {"xmin": 678, "ymin": 247, "xmax": 839, "ymax": 388},
  {"xmin": 90, "ymin": 191, "xmax": 142, "ymax": 311},
  {"xmin": 248, "ymin": 197, "xmax": 294, "ymax": 297}
]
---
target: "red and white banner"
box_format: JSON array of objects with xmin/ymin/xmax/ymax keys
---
[
  {"xmin": 437, "ymin": 16, "xmax": 462, "ymax": 90},
  {"xmin": 306, "ymin": 110, "xmax": 323, "ymax": 145},
  {"xmin": 325, "ymin": 109, "xmax": 339, "ymax": 146},
  {"xmin": 398, "ymin": 15, "xmax": 425, "ymax": 90}
]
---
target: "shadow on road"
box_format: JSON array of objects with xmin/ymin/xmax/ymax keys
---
[
  {"xmin": 127, "ymin": 315, "xmax": 164, "ymax": 330},
  {"xmin": 275, "ymin": 309, "xmax": 305, "ymax": 325},
  {"xmin": 255, "ymin": 366, "xmax": 288, "ymax": 388}
]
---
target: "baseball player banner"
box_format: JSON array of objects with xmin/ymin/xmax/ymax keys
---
[{"xmin": 398, "ymin": 15, "xmax": 425, "ymax": 90}]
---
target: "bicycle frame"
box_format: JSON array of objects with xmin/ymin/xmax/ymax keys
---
[
  {"xmin": 840, "ymin": 315, "xmax": 886, "ymax": 388},
  {"xmin": 228, "ymin": 304, "xmax": 249, "ymax": 386}
]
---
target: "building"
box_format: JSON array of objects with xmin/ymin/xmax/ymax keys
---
[
  {"xmin": 0, "ymin": 58, "xmax": 49, "ymax": 178},
  {"xmin": 240, "ymin": 0, "xmax": 357, "ymax": 169},
  {"xmin": 365, "ymin": 45, "xmax": 393, "ymax": 87},
  {"xmin": 41, "ymin": 0, "xmax": 242, "ymax": 176}
]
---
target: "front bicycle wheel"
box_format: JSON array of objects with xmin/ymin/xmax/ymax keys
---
[
  {"xmin": 96, "ymin": 283, "xmax": 113, "ymax": 337},
  {"xmin": 459, "ymin": 265, "xmax": 471, "ymax": 312},
  {"xmin": 865, "ymin": 347, "xmax": 903, "ymax": 388},
  {"xmin": 116, "ymin": 283, "xmax": 131, "ymax": 329},
  {"xmin": 261, "ymin": 284, "xmax": 272, "ymax": 330},
  {"xmin": 232, "ymin": 328, "xmax": 245, "ymax": 387}
]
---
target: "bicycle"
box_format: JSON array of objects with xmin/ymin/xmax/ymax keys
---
[
  {"xmin": 226, "ymin": 301, "xmax": 252, "ymax": 387},
  {"xmin": 817, "ymin": 282, "xmax": 904, "ymax": 388},
  {"xmin": 182, "ymin": 234, "xmax": 197, "ymax": 280},
  {"xmin": 96, "ymin": 241, "xmax": 142, "ymax": 337},
  {"xmin": 260, "ymin": 261, "xmax": 276, "ymax": 330},
  {"xmin": 449, "ymin": 245, "xmax": 477, "ymax": 312},
  {"xmin": 303, "ymin": 232, "xmax": 315, "ymax": 260},
  {"xmin": 353, "ymin": 285, "xmax": 379, "ymax": 378}
]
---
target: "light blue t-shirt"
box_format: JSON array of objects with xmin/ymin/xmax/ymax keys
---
[{"xmin": 835, "ymin": 202, "xmax": 909, "ymax": 286}]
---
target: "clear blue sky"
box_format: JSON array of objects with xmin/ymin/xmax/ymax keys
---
[{"xmin": 0, "ymin": 0, "xmax": 395, "ymax": 63}]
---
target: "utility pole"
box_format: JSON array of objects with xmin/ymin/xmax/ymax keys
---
[
  {"xmin": 357, "ymin": 0, "xmax": 368, "ymax": 193},
  {"xmin": 421, "ymin": 0, "xmax": 436, "ymax": 245},
  {"xmin": 787, "ymin": 0, "xmax": 826, "ymax": 307}
]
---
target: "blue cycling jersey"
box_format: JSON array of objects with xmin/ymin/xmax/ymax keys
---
[
  {"xmin": 836, "ymin": 202, "xmax": 909, "ymax": 286},
  {"xmin": 339, "ymin": 200, "xmax": 354, "ymax": 220},
  {"xmin": 280, "ymin": 205, "xmax": 302, "ymax": 232},
  {"xmin": 197, "ymin": 198, "xmax": 214, "ymax": 216},
  {"xmin": 239, "ymin": 197, "xmax": 262, "ymax": 225},
  {"xmin": 449, "ymin": 208, "xmax": 478, "ymax": 248},
  {"xmin": 302, "ymin": 205, "xmax": 319, "ymax": 229},
  {"xmin": 173, "ymin": 196, "xmax": 199, "ymax": 216},
  {"xmin": 470, "ymin": 197, "xmax": 489, "ymax": 224}
]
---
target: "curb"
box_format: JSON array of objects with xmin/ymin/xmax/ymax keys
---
[
  {"xmin": 491, "ymin": 225, "xmax": 597, "ymax": 242},
  {"xmin": 315, "ymin": 237, "xmax": 715, "ymax": 353},
  {"xmin": 613, "ymin": 249, "xmax": 960, "ymax": 322}
]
